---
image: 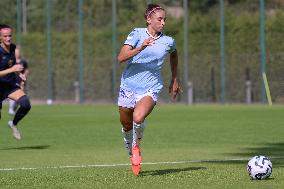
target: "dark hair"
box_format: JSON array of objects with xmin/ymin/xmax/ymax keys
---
[
  {"xmin": 0, "ymin": 24, "xmax": 11, "ymax": 29},
  {"xmin": 144, "ymin": 4, "xmax": 164, "ymax": 20},
  {"xmin": 0, "ymin": 24, "xmax": 12, "ymax": 30}
]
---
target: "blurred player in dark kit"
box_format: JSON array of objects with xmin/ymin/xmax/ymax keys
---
[{"xmin": 0, "ymin": 24, "xmax": 31, "ymax": 140}]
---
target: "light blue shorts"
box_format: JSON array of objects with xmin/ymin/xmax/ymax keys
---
[{"xmin": 118, "ymin": 87, "xmax": 159, "ymax": 108}]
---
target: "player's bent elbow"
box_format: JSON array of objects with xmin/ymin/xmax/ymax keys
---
[
  {"xmin": 117, "ymin": 55, "xmax": 125, "ymax": 63},
  {"xmin": 117, "ymin": 57, "xmax": 122, "ymax": 63}
]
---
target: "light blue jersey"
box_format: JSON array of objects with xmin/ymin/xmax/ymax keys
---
[{"xmin": 120, "ymin": 28, "xmax": 176, "ymax": 95}]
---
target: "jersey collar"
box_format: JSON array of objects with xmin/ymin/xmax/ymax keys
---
[{"xmin": 145, "ymin": 28, "xmax": 163, "ymax": 40}]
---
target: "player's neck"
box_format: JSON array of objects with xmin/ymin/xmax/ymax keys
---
[{"xmin": 0, "ymin": 42, "xmax": 10, "ymax": 53}]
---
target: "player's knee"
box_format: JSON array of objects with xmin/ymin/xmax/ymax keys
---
[
  {"xmin": 133, "ymin": 113, "xmax": 145, "ymax": 125},
  {"xmin": 17, "ymin": 95, "xmax": 31, "ymax": 112}
]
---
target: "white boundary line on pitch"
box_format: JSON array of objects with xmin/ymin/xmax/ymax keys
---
[{"xmin": 1, "ymin": 156, "xmax": 283, "ymax": 171}]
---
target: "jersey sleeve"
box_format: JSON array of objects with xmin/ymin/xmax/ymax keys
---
[{"xmin": 124, "ymin": 28, "xmax": 140, "ymax": 48}]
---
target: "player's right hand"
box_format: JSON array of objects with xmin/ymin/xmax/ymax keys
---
[
  {"xmin": 12, "ymin": 64, "xmax": 24, "ymax": 72},
  {"xmin": 140, "ymin": 37, "xmax": 155, "ymax": 50}
]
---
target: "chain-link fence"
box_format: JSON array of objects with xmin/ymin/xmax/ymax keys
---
[{"xmin": 1, "ymin": 0, "xmax": 284, "ymax": 104}]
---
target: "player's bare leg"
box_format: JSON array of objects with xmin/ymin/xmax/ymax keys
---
[
  {"xmin": 119, "ymin": 107, "xmax": 140, "ymax": 175},
  {"xmin": 131, "ymin": 96, "xmax": 155, "ymax": 175},
  {"xmin": 119, "ymin": 107, "xmax": 134, "ymax": 156}
]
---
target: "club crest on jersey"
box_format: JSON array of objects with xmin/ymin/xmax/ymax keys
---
[{"xmin": 8, "ymin": 59, "xmax": 14, "ymax": 67}]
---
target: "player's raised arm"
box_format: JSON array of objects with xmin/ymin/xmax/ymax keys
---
[{"xmin": 117, "ymin": 37, "xmax": 154, "ymax": 63}]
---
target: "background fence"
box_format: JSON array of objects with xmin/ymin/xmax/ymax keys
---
[{"xmin": 1, "ymin": 0, "xmax": 284, "ymax": 104}]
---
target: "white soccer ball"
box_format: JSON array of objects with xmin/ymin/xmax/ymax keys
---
[{"xmin": 247, "ymin": 155, "xmax": 272, "ymax": 180}]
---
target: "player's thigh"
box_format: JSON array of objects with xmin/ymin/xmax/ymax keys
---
[
  {"xmin": 133, "ymin": 96, "xmax": 156, "ymax": 124},
  {"xmin": 119, "ymin": 106, "xmax": 134, "ymax": 130},
  {"xmin": 8, "ymin": 89, "xmax": 26, "ymax": 101}
]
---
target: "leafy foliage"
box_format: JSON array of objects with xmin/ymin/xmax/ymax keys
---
[{"xmin": 1, "ymin": 1, "xmax": 284, "ymax": 102}]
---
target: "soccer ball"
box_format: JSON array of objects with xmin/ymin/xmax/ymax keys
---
[{"xmin": 247, "ymin": 155, "xmax": 272, "ymax": 180}]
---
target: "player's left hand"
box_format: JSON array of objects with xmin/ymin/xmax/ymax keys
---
[
  {"xmin": 169, "ymin": 78, "xmax": 182, "ymax": 100},
  {"xmin": 19, "ymin": 73, "xmax": 26, "ymax": 81}
]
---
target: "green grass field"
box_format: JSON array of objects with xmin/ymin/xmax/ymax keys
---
[{"xmin": 0, "ymin": 104, "xmax": 283, "ymax": 188}]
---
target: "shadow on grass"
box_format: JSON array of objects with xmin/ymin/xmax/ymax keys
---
[
  {"xmin": 229, "ymin": 142, "xmax": 284, "ymax": 157},
  {"xmin": 0, "ymin": 145, "xmax": 50, "ymax": 150},
  {"xmin": 220, "ymin": 142, "xmax": 284, "ymax": 167},
  {"xmin": 140, "ymin": 166, "xmax": 206, "ymax": 176}
]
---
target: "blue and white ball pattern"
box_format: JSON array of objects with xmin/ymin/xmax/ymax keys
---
[{"xmin": 247, "ymin": 155, "xmax": 272, "ymax": 180}]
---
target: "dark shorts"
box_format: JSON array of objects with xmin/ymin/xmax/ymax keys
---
[
  {"xmin": 0, "ymin": 82, "xmax": 21, "ymax": 102},
  {"xmin": 16, "ymin": 75, "xmax": 22, "ymax": 85}
]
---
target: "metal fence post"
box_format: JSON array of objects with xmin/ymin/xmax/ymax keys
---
[
  {"xmin": 183, "ymin": 0, "xmax": 189, "ymax": 104},
  {"xmin": 46, "ymin": 0, "xmax": 53, "ymax": 105},
  {"xmin": 78, "ymin": 0, "xmax": 84, "ymax": 103},
  {"xmin": 260, "ymin": 0, "xmax": 267, "ymax": 103},
  {"xmin": 220, "ymin": 0, "xmax": 225, "ymax": 103},
  {"xmin": 187, "ymin": 81, "xmax": 193, "ymax": 104}
]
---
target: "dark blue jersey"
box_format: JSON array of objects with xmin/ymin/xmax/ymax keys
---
[{"xmin": 0, "ymin": 43, "xmax": 17, "ymax": 84}]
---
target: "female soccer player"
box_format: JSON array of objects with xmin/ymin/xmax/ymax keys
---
[
  {"xmin": 8, "ymin": 47, "xmax": 29, "ymax": 115},
  {"xmin": 117, "ymin": 4, "xmax": 181, "ymax": 175},
  {"xmin": 0, "ymin": 24, "xmax": 31, "ymax": 140}
]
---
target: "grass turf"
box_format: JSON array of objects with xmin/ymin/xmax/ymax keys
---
[{"xmin": 0, "ymin": 104, "xmax": 283, "ymax": 188}]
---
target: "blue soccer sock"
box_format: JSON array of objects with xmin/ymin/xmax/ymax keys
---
[{"xmin": 13, "ymin": 95, "xmax": 31, "ymax": 125}]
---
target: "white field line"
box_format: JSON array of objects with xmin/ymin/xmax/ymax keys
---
[{"xmin": 0, "ymin": 156, "xmax": 283, "ymax": 171}]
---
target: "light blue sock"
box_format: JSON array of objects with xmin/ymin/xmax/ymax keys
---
[
  {"xmin": 132, "ymin": 121, "xmax": 146, "ymax": 147},
  {"xmin": 122, "ymin": 128, "xmax": 133, "ymax": 156},
  {"xmin": 9, "ymin": 99, "xmax": 17, "ymax": 114}
]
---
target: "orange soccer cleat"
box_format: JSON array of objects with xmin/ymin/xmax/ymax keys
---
[{"xmin": 130, "ymin": 146, "xmax": 142, "ymax": 176}]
